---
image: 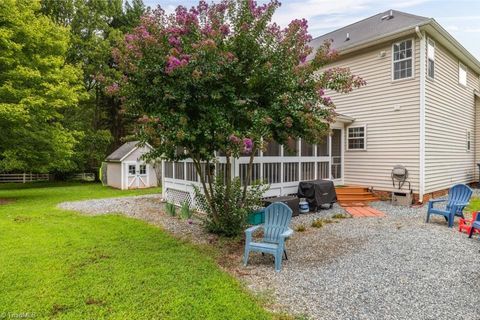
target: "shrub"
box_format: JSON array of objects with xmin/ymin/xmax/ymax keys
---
[
  {"xmin": 295, "ymin": 224, "xmax": 306, "ymax": 232},
  {"xmin": 194, "ymin": 175, "xmax": 268, "ymax": 237},
  {"xmin": 311, "ymin": 219, "xmax": 324, "ymax": 228},
  {"xmin": 180, "ymin": 201, "xmax": 192, "ymax": 219},
  {"xmin": 332, "ymin": 213, "xmax": 351, "ymax": 219},
  {"xmin": 165, "ymin": 202, "xmax": 177, "ymax": 217}
]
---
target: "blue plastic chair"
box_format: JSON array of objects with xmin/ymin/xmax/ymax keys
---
[
  {"xmin": 468, "ymin": 214, "xmax": 480, "ymax": 238},
  {"xmin": 426, "ymin": 184, "xmax": 472, "ymax": 228},
  {"xmin": 244, "ymin": 202, "xmax": 293, "ymax": 272}
]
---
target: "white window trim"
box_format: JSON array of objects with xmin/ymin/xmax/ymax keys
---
[
  {"xmin": 466, "ymin": 129, "xmax": 472, "ymax": 152},
  {"xmin": 392, "ymin": 38, "xmax": 415, "ymax": 82},
  {"xmin": 347, "ymin": 125, "xmax": 367, "ymax": 151},
  {"xmin": 427, "ymin": 38, "xmax": 435, "ymax": 80},
  {"xmin": 459, "ymin": 62, "xmax": 467, "ymax": 87}
]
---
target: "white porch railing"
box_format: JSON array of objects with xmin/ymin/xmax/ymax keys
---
[{"xmin": 162, "ymin": 137, "xmax": 343, "ymax": 207}]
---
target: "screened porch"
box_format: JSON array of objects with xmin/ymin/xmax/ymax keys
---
[{"xmin": 162, "ymin": 121, "xmax": 347, "ymax": 207}]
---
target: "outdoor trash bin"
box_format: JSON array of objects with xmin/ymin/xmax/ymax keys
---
[{"xmin": 263, "ymin": 196, "xmax": 300, "ymax": 216}]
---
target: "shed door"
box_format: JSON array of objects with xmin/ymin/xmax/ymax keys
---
[{"xmin": 127, "ymin": 163, "xmax": 148, "ymax": 189}]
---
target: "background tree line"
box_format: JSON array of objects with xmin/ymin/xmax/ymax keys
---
[{"xmin": 0, "ymin": 0, "xmax": 146, "ymax": 175}]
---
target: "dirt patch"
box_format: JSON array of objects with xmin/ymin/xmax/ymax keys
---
[{"xmin": 0, "ymin": 198, "xmax": 15, "ymax": 205}]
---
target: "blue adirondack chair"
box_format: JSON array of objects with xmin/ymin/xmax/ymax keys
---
[
  {"xmin": 468, "ymin": 214, "xmax": 480, "ymax": 238},
  {"xmin": 244, "ymin": 202, "xmax": 293, "ymax": 272},
  {"xmin": 426, "ymin": 184, "xmax": 472, "ymax": 228}
]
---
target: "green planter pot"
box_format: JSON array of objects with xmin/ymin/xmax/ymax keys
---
[{"xmin": 247, "ymin": 208, "xmax": 265, "ymax": 225}]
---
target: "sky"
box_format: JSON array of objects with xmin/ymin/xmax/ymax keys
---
[{"xmin": 143, "ymin": 0, "xmax": 480, "ymax": 59}]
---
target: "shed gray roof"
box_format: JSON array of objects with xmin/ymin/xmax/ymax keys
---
[
  {"xmin": 106, "ymin": 141, "xmax": 141, "ymax": 161},
  {"xmin": 309, "ymin": 10, "xmax": 430, "ymax": 58}
]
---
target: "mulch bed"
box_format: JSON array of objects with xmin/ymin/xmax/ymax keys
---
[{"xmin": 0, "ymin": 198, "xmax": 15, "ymax": 205}]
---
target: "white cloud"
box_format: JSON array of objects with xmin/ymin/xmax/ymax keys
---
[{"xmin": 272, "ymin": 0, "xmax": 431, "ymax": 27}]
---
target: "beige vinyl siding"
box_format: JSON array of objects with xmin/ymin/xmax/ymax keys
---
[
  {"xmin": 476, "ymin": 97, "xmax": 480, "ymax": 180},
  {"xmin": 325, "ymin": 36, "xmax": 421, "ymax": 192},
  {"xmin": 424, "ymin": 36, "xmax": 480, "ymax": 193}
]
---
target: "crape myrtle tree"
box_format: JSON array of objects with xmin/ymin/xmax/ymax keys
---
[{"xmin": 115, "ymin": 0, "xmax": 365, "ymax": 233}]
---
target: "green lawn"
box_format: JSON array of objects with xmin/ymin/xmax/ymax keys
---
[{"xmin": 0, "ymin": 182, "xmax": 272, "ymax": 319}]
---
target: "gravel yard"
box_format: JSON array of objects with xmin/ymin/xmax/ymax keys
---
[{"xmin": 60, "ymin": 195, "xmax": 480, "ymax": 320}]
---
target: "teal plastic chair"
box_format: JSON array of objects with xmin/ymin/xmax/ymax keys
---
[
  {"xmin": 243, "ymin": 202, "xmax": 293, "ymax": 272},
  {"xmin": 426, "ymin": 184, "xmax": 472, "ymax": 228}
]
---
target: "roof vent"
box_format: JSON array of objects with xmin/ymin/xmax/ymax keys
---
[
  {"xmin": 345, "ymin": 32, "xmax": 350, "ymax": 41},
  {"xmin": 381, "ymin": 10, "xmax": 394, "ymax": 21}
]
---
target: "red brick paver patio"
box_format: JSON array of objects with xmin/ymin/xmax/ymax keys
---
[{"xmin": 345, "ymin": 206, "xmax": 386, "ymax": 218}]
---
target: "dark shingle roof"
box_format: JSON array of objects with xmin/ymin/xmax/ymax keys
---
[
  {"xmin": 309, "ymin": 10, "xmax": 430, "ymax": 58},
  {"xmin": 106, "ymin": 141, "xmax": 140, "ymax": 161}
]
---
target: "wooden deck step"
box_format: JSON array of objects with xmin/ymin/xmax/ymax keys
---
[{"xmin": 335, "ymin": 185, "xmax": 378, "ymax": 207}]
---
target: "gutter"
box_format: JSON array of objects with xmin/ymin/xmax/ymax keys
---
[{"xmin": 417, "ymin": 28, "xmax": 426, "ymax": 203}]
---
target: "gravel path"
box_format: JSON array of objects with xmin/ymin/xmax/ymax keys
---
[
  {"xmin": 59, "ymin": 195, "xmax": 480, "ymax": 320},
  {"xmin": 58, "ymin": 194, "xmax": 213, "ymax": 245},
  {"xmin": 242, "ymin": 201, "xmax": 480, "ymax": 320}
]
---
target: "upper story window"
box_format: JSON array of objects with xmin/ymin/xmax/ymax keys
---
[
  {"xmin": 459, "ymin": 63, "xmax": 467, "ymax": 86},
  {"xmin": 427, "ymin": 39, "xmax": 435, "ymax": 79},
  {"xmin": 347, "ymin": 126, "xmax": 367, "ymax": 150},
  {"xmin": 393, "ymin": 39, "xmax": 413, "ymax": 80}
]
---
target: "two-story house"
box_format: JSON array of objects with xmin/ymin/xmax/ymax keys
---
[
  {"xmin": 162, "ymin": 10, "xmax": 480, "ymax": 206},
  {"xmin": 310, "ymin": 10, "xmax": 480, "ymax": 202}
]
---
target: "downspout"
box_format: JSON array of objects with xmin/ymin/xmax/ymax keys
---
[{"xmin": 416, "ymin": 26, "xmax": 426, "ymax": 203}]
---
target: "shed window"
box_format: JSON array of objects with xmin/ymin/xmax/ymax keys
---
[
  {"xmin": 393, "ymin": 39, "xmax": 413, "ymax": 80},
  {"xmin": 427, "ymin": 39, "xmax": 435, "ymax": 79},
  {"xmin": 459, "ymin": 63, "xmax": 467, "ymax": 86},
  {"xmin": 139, "ymin": 164, "xmax": 147, "ymax": 175},
  {"xmin": 347, "ymin": 126, "xmax": 366, "ymax": 150},
  {"xmin": 128, "ymin": 165, "xmax": 136, "ymax": 175},
  {"xmin": 467, "ymin": 130, "xmax": 472, "ymax": 152}
]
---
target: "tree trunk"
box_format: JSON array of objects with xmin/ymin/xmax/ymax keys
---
[{"xmin": 241, "ymin": 144, "xmax": 257, "ymax": 205}]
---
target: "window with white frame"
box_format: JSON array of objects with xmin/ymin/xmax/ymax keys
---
[
  {"xmin": 427, "ymin": 39, "xmax": 435, "ymax": 79},
  {"xmin": 393, "ymin": 39, "xmax": 413, "ymax": 80},
  {"xmin": 347, "ymin": 126, "xmax": 366, "ymax": 150},
  {"xmin": 139, "ymin": 164, "xmax": 147, "ymax": 175},
  {"xmin": 459, "ymin": 63, "xmax": 467, "ymax": 86},
  {"xmin": 128, "ymin": 164, "xmax": 136, "ymax": 175},
  {"xmin": 467, "ymin": 129, "xmax": 472, "ymax": 151}
]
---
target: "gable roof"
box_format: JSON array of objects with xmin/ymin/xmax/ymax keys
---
[
  {"xmin": 106, "ymin": 141, "xmax": 144, "ymax": 162},
  {"xmin": 309, "ymin": 9, "xmax": 480, "ymax": 74},
  {"xmin": 310, "ymin": 10, "xmax": 429, "ymax": 53}
]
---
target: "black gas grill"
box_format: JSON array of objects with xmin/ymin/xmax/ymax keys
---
[{"xmin": 297, "ymin": 180, "xmax": 337, "ymax": 211}]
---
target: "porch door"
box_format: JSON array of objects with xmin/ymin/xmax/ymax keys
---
[
  {"xmin": 331, "ymin": 129, "xmax": 342, "ymax": 180},
  {"xmin": 127, "ymin": 163, "xmax": 148, "ymax": 189}
]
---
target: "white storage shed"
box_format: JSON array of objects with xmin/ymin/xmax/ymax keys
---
[{"xmin": 104, "ymin": 141, "xmax": 158, "ymax": 190}]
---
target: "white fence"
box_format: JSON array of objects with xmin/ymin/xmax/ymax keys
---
[
  {"xmin": 71, "ymin": 173, "xmax": 95, "ymax": 182},
  {"xmin": 0, "ymin": 173, "xmax": 50, "ymax": 183}
]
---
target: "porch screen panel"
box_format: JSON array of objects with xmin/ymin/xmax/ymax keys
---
[
  {"xmin": 317, "ymin": 135, "xmax": 329, "ymax": 156},
  {"xmin": 301, "ymin": 140, "xmax": 314, "ymax": 156},
  {"xmin": 263, "ymin": 140, "xmax": 281, "ymax": 156},
  {"xmin": 263, "ymin": 163, "xmax": 281, "ymax": 184},
  {"xmin": 174, "ymin": 162, "xmax": 185, "ymax": 180},
  {"xmin": 186, "ymin": 162, "xmax": 198, "ymax": 181},
  {"xmin": 164, "ymin": 162, "xmax": 174, "ymax": 178},
  {"xmin": 283, "ymin": 162, "xmax": 299, "ymax": 182},
  {"xmin": 239, "ymin": 163, "xmax": 260, "ymax": 185},
  {"xmin": 317, "ymin": 162, "xmax": 329, "ymax": 179},
  {"xmin": 284, "ymin": 138, "xmax": 298, "ymax": 156},
  {"xmin": 301, "ymin": 162, "xmax": 315, "ymax": 180}
]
